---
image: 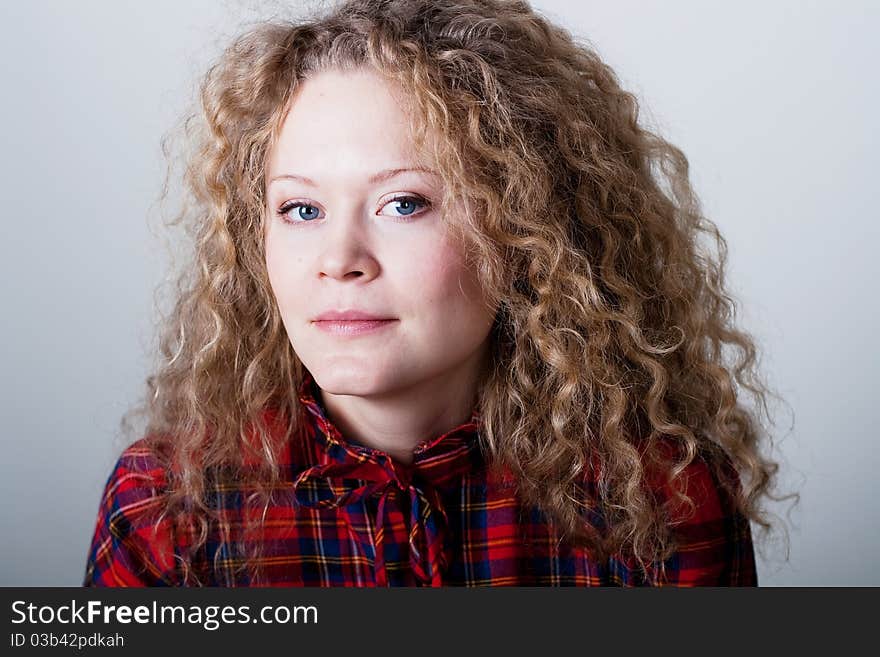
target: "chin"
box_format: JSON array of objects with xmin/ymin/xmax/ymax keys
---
[{"xmin": 309, "ymin": 366, "xmax": 388, "ymax": 396}]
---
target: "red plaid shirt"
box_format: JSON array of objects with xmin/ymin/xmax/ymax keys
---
[{"xmin": 83, "ymin": 372, "xmax": 757, "ymax": 586}]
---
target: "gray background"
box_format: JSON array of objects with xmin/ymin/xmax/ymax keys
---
[{"xmin": 2, "ymin": 0, "xmax": 876, "ymax": 586}]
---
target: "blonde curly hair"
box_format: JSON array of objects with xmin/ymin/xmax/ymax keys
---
[{"xmin": 125, "ymin": 0, "xmax": 796, "ymax": 585}]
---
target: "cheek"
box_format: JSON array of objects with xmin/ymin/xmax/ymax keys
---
[
  {"xmin": 409, "ymin": 240, "xmax": 486, "ymax": 317},
  {"xmin": 265, "ymin": 235, "xmax": 304, "ymax": 312}
]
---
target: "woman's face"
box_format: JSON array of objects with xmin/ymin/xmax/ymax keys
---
[{"xmin": 264, "ymin": 67, "xmax": 496, "ymax": 397}]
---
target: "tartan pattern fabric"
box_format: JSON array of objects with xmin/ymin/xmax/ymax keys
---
[{"xmin": 83, "ymin": 372, "xmax": 757, "ymax": 587}]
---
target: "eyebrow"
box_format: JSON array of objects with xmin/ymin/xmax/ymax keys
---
[{"xmin": 268, "ymin": 166, "xmax": 439, "ymax": 187}]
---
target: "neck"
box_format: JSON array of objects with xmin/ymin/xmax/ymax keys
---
[{"xmin": 318, "ymin": 349, "xmax": 488, "ymax": 466}]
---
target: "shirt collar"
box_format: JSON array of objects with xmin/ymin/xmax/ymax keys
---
[
  {"xmin": 295, "ymin": 369, "xmax": 484, "ymax": 489},
  {"xmin": 291, "ymin": 371, "xmax": 485, "ymax": 586}
]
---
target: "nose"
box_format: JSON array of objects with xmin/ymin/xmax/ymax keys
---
[{"xmin": 316, "ymin": 212, "xmax": 380, "ymax": 282}]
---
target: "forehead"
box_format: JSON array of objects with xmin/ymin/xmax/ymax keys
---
[{"xmin": 267, "ymin": 68, "xmax": 428, "ymax": 177}]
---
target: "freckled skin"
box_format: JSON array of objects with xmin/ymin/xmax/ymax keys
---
[{"xmin": 263, "ymin": 67, "xmax": 497, "ymax": 461}]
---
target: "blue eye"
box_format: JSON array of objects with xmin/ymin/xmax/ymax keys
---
[
  {"xmin": 379, "ymin": 195, "xmax": 429, "ymax": 217},
  {"xmin": 296, "ymin": 205, "xmax": 321, "ymax": 221},
  {"xmin": 276, "ymin": 195, "xmax": 431, "ymax": 225},
  {"xmin": 277, "ymin": 202, "xmax": 322, "ymax": 222}
]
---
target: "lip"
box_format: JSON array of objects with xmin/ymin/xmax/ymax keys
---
[
  {"xmin": 312, "ymin": 309, "xmax": 395, "ymax": 321},
  {"xmin": 312, "ymin": 319, "xmax": 398, "ymax": 336}
]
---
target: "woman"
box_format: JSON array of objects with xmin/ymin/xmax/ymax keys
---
[{"xmin": 84, "ymin": 0, "xmax": 789, "ymax": 587}]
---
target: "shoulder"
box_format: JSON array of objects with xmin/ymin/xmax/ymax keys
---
[
  {"xmin": 605, "ymin": 438, "xmax": 758, "ymax": 586},
  {"xmin": 650, "ymin": 439, "xmax": 758, "ymax": 586},
  {"xmin": 83, "ymin": 438, "xmax": 179, "ymax": 586},
  {"xmin": 104, "ymin": 439, "xmax": 170, "ymax": 500}
]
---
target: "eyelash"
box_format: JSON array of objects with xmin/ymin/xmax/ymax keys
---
[{"xmin": 275, "ymin": 194, "xmax": 432, "ymax": 225}]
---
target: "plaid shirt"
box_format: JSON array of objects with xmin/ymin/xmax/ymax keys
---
[{"xmin": 83, "ymin": 372, "xmax": 757, "ymax": 586}]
